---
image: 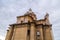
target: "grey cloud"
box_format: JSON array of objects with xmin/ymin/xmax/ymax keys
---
[{"xmin": 0, "ymin": 0, "xmax": 60, "ymax": 40}]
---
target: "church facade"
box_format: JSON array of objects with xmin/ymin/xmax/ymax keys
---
[{"xmin": 5, "ymin": 9, "xmax": 53, "ymax": 40}]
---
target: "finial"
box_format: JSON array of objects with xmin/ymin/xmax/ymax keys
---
[
  {"xmin": 45, "ymin": 12, "xmax": 49, "ymax": 16},
  {"xmin": 29, "ymin": 8, "xmax": 32, "ymax": 11}
]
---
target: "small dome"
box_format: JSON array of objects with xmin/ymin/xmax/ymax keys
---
[
  {"xmin": 25, "ymin": 8, "xmax": 36, "ymax": 16},
  {"xmin": 24, "ymin": 8, "xmax": 37, "ymax": 20},
  {"xmin": 45, "ymin": 12, "xmax": 49, "ymax": 19}
]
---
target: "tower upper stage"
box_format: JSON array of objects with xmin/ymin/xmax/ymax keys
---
[{"xmin": 10, "ymin": 8, "xmax": 51, "ymax": 26}]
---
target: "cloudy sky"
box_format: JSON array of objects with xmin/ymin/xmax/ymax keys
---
[{"xmin": 0, "ymin": 0, "xmax": 60, "ymax": 40}]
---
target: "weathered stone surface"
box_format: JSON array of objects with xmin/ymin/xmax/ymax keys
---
[{"xmin": 5, "ymin": 9, "xmax": 53, "ymax": 40}]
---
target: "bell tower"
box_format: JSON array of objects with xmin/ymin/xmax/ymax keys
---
[{"xmin": 5, "ymin": 9, "xmax": 53, "ymax": 40}]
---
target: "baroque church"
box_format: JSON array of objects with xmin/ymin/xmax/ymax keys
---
[{"xmin": 5, "ymin": 8, "xmax": 53, "ymax": 40}]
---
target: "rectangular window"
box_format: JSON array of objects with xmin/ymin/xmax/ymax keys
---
[
  {"xmin": 36, "ymin": 31, "xmax": 40, "ymax": 40},
  {"xmin": 27, "ymin": 30, "xmax": 30, "ymax": 40},
  {"xmin": 27, "ymin": 30, "xmax": 30, "ymax": 35}
]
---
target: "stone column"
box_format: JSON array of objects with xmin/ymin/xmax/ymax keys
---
[
  {"xmin": 39, "ymin": 25, "xmax": 44, "ymax": 40},
  {"xmin": 43, "ymin": 25, "xmax": 52, "ymax": 40},
  {"xmin": 5, "ymin": 25, "xmax": 14, "ymax": 40},
  {"xmin": 5, "ymin": 29, "xmax": 9, "ymax": 40},
  {"xmin": 30, "ymin": 23, "xmax": 35, "ymax": 40}
]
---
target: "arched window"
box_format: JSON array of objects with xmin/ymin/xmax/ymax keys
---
[{"xmin": 27, "ymin": 30, "xmax": 30, "ymax": 35}]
